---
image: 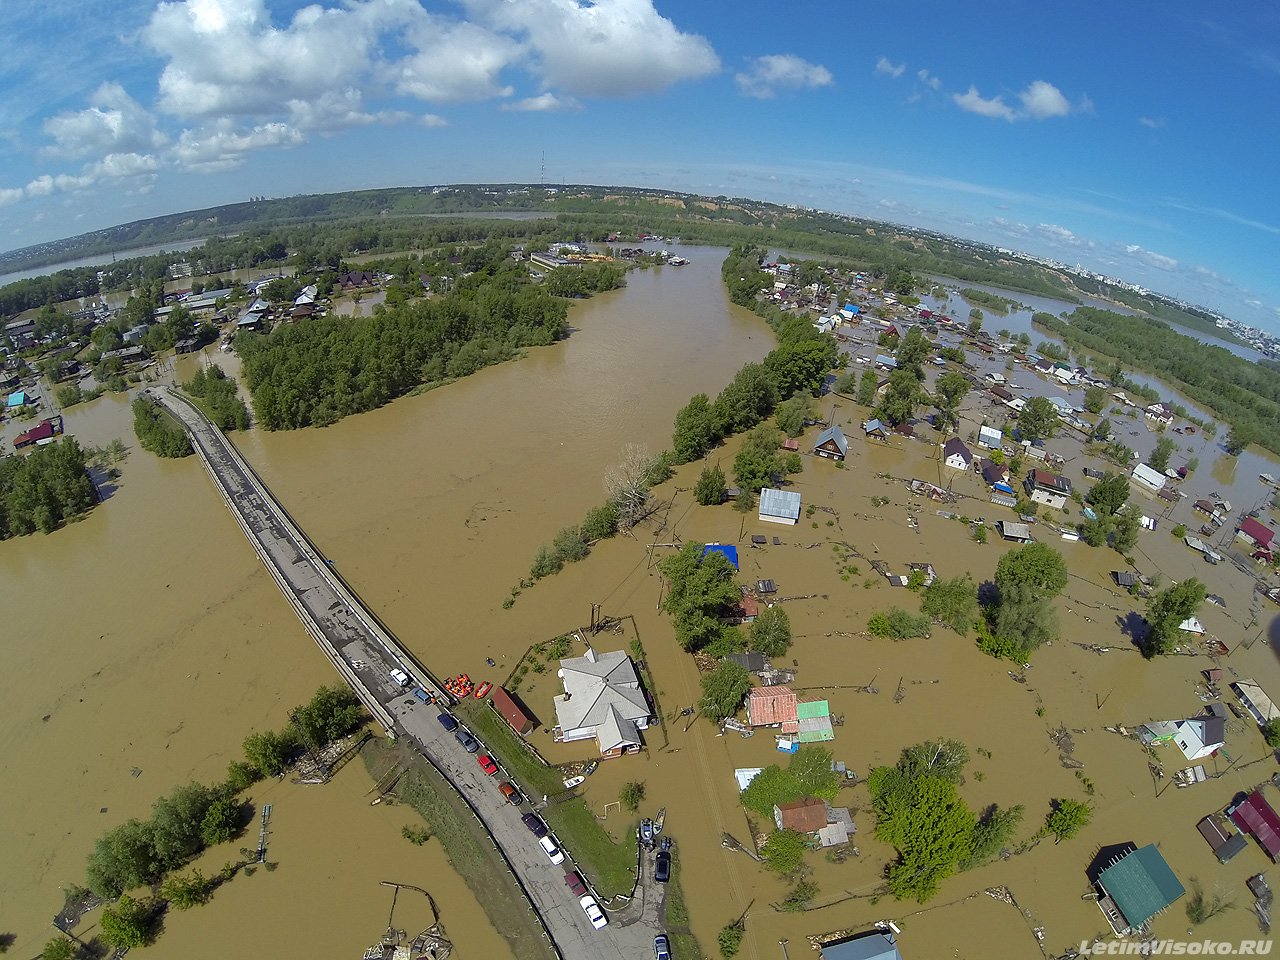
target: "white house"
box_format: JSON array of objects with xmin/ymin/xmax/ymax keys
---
[
  {"xmin": 553, "ymin": 648, "xmax": 651, "ymax": 758},
  {"xmin": 1145, "ymin": 402, "xmax": 1175, "ymax": 427},
  {"xmin": 942, "ymin": 438, "xmax": 974, "ymax": 471},
  {"xmin": 978, "ymin": 425, "xmax": 1003, "ymax": 449},
  {"xmin": 1131, "ymin": 462, "xmax": 1167, "ymax": 493},
  {"xmin": 1174, "ymin": 717, "xmax": 1226, "ymax": 760},
  {"xmin": 983, "ymin": 372, "xmax": 1007, "ymax": 386},
  {"xmin": 759, "ymin": 488, "xmax": 802, "ymax": 525}
]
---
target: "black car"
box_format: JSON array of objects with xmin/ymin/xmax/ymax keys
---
[
  {"xmin": 522, "ymin": 813, "xmax": 548, "ymax": 838},
  {"xmin": 654, "ymin": 851, "xmax": 671, "ymax": 883},
  {"xmin": 437, "ymin": 712, "xmax": 459, "ymax": 732},
  {"xmin": 454, "ymin": 727, "xmax": 480, "ymax": 752}
]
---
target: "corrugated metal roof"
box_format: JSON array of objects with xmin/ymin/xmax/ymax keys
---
[
  {"xmin": 747, "ymin": 686, "xmax": 797, "ymax": 725},
  {"xmin": 1098, "ymin": 844, "xmax": 1185, "ymax": 930},
  {"xmin": 797, "ymin": 699, "xmax": 830, "ymax": 720},
  {"xmin": 759, "ymin": 488, "xmax": 801, "ymax": 520}
]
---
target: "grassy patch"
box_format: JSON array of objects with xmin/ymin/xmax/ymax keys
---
[
  {"xmin": 664, "ymin": 858, "xmax": 708, "ymax": 960},
  {"xmin": 361, "ymin": 740, "xmax": 556, "ymax": 960},
  {"xmin": 459, "ymin": 701, "xmax": 635, "ymax": 896}
]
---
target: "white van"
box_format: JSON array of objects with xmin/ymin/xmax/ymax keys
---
[{"xmin": 389, "ymin": 668, "xmax": 411, "ymax": 687}]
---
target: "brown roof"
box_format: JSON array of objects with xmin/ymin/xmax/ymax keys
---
[
  {"xmin": 747, "ymin": 685, "xmax": 798, "ymax": 726},
  {"xmin": 491, "ymin": 686, "xmax": 535, "ymax": 735},
  {"xmin": 776, "ymin": 797, "xmax": 828, "ymax": 833}
]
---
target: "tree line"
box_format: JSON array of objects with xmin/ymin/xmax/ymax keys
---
[
  {"xmin": 0, "ymin": 438, "xmax": 97, "ymax": 538},
  {"xmin": 183, "ymin": 366, "xmax": 250, "ymax": 431},
  {"xmin": 132, "ymin": 398, "xmax": 194, "ymax": 458}
]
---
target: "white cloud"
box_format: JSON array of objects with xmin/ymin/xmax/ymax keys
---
[
  {"xmin": 875, "ymin": 57, "xmax": 905, "ymax": 79},
  {"xmin": 420, "ymin": 114, "xmax": 448, "ymax": 127},
  {"xmin": 1139, "ymin": 116, "xmax": 1165, "ymax": 129},
  {"xmin": 954, "ymin": 80, "xmax": 1081, "ymax": 121},
  {"xmin": 735, "ymin": 54, "xmax": 833, "ymax": 99},
  {"xmin": 1123, "ymin": 243, "xmax": 1178, "ymax": 270},
  {"xmin": 0, "ymin": 187, "xmax": 23, "ymax": 206},
  {"xmin": 953, "ymin": 86, "xmax": 1017, "ymax": 121},
  {"xmin": 1245, "ymin": 298, "xmax": 1263, "ymax": 308},
  {"xmin": 390, "ymin": 18, "xmax": 519, "ymax": 103},
  {"xmin": 501, "ymin": 92, "xmax": 580, "ymax": 112},
  {"xmin": 172, "ymin": 120, "xmax": 304, "ymax": 173},
  {"xmin": 43, "ymin": 83, "xmax": 167, "ymax": 158},
  {"xmin": 286, "ymin": 90, "xmax": 408, "ymax": 131},
  {"xmin": 1038, "ymin": 223, "xmax": 1079, "ymax": 244},
  {"xmin": 465, "ymin": 0, "xmax": 719, "ymax": 97},
  {"xmin": 916, "ymin": 69, "xmax": 940, "ymax": 91}
]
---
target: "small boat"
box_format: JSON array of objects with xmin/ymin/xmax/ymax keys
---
[
  {"xmin": 582, "ymin": 761, "xmax": 598, "ymax": 777},
  {"xmin": 652, "ymin": 808, "xmax": 665, "ymax": 836},
  {"xmin": 474, "ymin": 682, "xmax": 492, "ymax": 700},
  {"xmin": 563, "ymin": 776, "xmax": 585, "ymax": 789}
]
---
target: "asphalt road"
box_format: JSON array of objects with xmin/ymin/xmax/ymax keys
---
[{"xmin": 151, "ymin": 386, "xmax": 665, "ymax": 960}]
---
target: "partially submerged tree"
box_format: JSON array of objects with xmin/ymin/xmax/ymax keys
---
[
  {"xmin": 1143, "ymin": 578, "xmax": 1207, "ymax": 657},
  {"xmin": 605, "ymin": 443, "xmax": 659, "ymax": 529},
  {"xmin": 699, "ymin": 661, "xmax": 751, "ymax": 723}
]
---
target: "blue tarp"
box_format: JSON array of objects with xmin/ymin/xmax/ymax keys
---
[
  {"xmin": 701, "ymin": 544, "xmax": 739, "ymax": 569},
  {"xmin": 994, "ymin": 482, "xmax": 1015, "ymax": 495},
  {"xmin": 842, "ymin": 303, "xmax": 860, "ymax": 315}
]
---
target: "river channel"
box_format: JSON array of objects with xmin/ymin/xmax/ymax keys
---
[{"xmin": 3, "ymin": 245, "xmax": 1278, "ymax": 958}]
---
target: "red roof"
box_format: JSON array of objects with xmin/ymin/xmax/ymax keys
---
[
  {"xmin": 1231, "ymin": 790, "xmax": 1280, "ymax": 859},
  {"xmin": 776, "ymin": 797, "xmax": 827, "ymax": 833},
  {"xmin": 738, "ymin": 594, "xmax": 759, "ymax": 619},
  {"xmin": 14, "ymin": 420, "xmax": 56, "ymax": 448},
  {"xmin": 1239, "ymin": 517, "xmax": 1275, "ymax": 548},
  {"xmin": 747, "ymin": 686, "xmax": 798, "ymax": 726},
  {"xmin": 491, "ymin": 686, "xmax": 535, "ymax": 735}
]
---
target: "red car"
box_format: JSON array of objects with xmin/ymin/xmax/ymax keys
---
[{"xmin": 477, "ymin": 754, "xmax": 498, "ymax": 776}]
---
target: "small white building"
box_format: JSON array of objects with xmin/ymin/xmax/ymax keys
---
[
  {"xmin": 978, "ymin": 425, "xmax": 1003, "ymax": 449},
  {"xmin": 759, "ymin": 488, "xmax": 802, "ymax": 525},
  {"xmin": 1174, "ymin": 717, "xmax": 1226, "ymax": 760},
  {"xmin": 942, "ymin": 437, "xmax": 974, "ymax": 471},
  {"xmin": 1131, "ymin": 462, "xmax": 1166, "ymax": 493}
]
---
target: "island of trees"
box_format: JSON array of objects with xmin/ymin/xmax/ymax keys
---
[{"xmin": 0, "ymin": 439, "xmax": 97, "ymax": 537}]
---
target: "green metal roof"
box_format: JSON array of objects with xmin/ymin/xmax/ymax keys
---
[
  {"xmin": 797, "ymin": 700, "xmax": 829, "ymax": 720},
  {"xmin": 1099, "ymin": 845, "xmax": 1185, "ymax": 930}
]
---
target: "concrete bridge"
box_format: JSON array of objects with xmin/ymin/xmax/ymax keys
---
[{"xmin": 149, "ymin": 386, "xmax": 664, "ymax": 960}]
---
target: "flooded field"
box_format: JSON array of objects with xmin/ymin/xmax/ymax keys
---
[{"xmin": 3, "ymin": 247, "xmax": 1279, "ymax": 959}]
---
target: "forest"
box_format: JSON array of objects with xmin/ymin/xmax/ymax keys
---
[
  {"xmin": 0, "ymin": 438, "xmax": 97, "ymax": 537},
  {"xmin": 236, "ymin": 256, "xmax": 570, "ymax": 429},
  {"xmin": 1036, "ymin": 307, "xmax": 1280, "ymax": 455}
]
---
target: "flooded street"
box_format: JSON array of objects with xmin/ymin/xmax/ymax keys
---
[{"xmin": 3, "ymin": 247, "xmax": 1278, "ymax": 959}]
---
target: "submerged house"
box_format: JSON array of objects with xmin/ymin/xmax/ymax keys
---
[
  {"xmin": 552, "ymin": 648, "xmax": 650, "ymax": 758},
  {"xmin": 1024, "ymin": 469, "xmax": 1073, "ymax": 510},
  {"xmin": 1229, "ymin": 790, "xmax": 1280, "ymax": 862},
  {"xmin": 759, "ymin": 488, "xmax": 802, "ymax": 525},
  {"xmin": 942, "ymin": 437, "xmax": 973, "ymax": 471},
  {"xmin": 814, "ymin": 425, "xmax": 849, "ymax": 461},
  {"xmin": 1094, "ymin": 844, "xmax": 1185, "ymax": 936}
]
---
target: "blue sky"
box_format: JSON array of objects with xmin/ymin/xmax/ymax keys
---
[{"xmin": 2, "ymin": 0, "xmax": 1278, "ymax": 331}]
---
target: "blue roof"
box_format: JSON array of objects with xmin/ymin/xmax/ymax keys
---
[
  {"xmin": 875, "ymin": 355, "xmax": 898, "ymax": 368},
  {"xmin": 864, "ymin": 418, "xmax": 886, "ymax": 434},
  {"xmin": 701, "ymin": 544, "xmax": 739, "ymax": 569},
  {"xmin": 842, "ymin": 303, "xmax": 860, "ymax": 314},
  {"xmin": 814, "ymin": 424, "xmax": 848, "ymax": 456},
  {"xmin": 821, "ymin": 932, "xmax": 904, "ymax": 960},
  {"xmin": 6, "ymin": 391, "xmax": 27, "ymax": 407}
]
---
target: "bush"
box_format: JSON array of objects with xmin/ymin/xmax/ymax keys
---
[
  {"xmin": 620, "ymin": 781, "xmax": 646, "ymax": 812},
  {"xmin": 694, "ymin": 464, "xmax": 728, "ymax": 505},
  {"xmin": 529, "ymin": 544, "xmax": 562, "ymax": 579},
  {"xmin": 99, "ymin": 895, "xmax": 152, "ymax": 949},
  {"xmin": 867, "ymin": 607, "xmax": 932, "ymax": 640},
  {"xmin": 581, "ymin": 502, "xmax": 620, "ymax": 541},
  {"xmin": 761, "ymin": 829, "xmax": 806, "ymax": 874},
  {"xmin": 1172, "ymin": 523, "xmax": 1187, "ymax": 539},
  {"xmin": 718, "ymin": 923, "xmax": 744, "ymax": 959},
  {"xmin": 975, "ymin": 620, "xmax": 1030, "ymax": 663}
]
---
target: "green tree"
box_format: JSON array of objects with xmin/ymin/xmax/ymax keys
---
[
  {"xmin": 733, "ymin": 423, "xmax": 784, "ymax": 493},
  {"xmin": 85, "ymin": 819, "xmax": 161, "ymax": 898},
  {"xmin": 832, "ymin": 370, "xmax": 859, "ymax": 395},
  {"xmin": 774, "ymin": 395, "xmax": 812, "ymax": 437},
  {"xmin": 292, "ymin": 684, "xmax": 363, "ymax": 752},
  {"xmin": 1110, "ymin": 509, "xmax": 1140, "ymax": 554},
  {"xmin": 1086, "ymin": 473, "xmax": 1129, "ymax": 516},
  {"xmin": 1016, "ymin": 396, "xmax": 1059, "ymax": 442},
  {"xmin": 1043, "ymin": 799, "xmax": 1092, "ymax": 841},
  {"xmin": 132, "ymin": 398, "xmax": 193, "ymax": 458},
  {"xmin": 867, "ymin": 607, "xmax": 933, "ymax": 640},
  {"xmin": 1262, "ymin": 721, "xmax": 1280, "ymax": 750},
  {"xmin": 748, "ymin": 605, "xmax": 791, "ymax": 656},
  {"xmin": 581, "ymin": 502, "xmax": 620, "ymax": 540},
  {"xmin": 694, "ymin": 464, "xmax": 728, "ymax": 505},
  {"xmin": 99, "ymin": 895, "xmax": 151, "ymax": 950},
  {"xmin": 895, "ymin": 326, "xmax": 931, "ymax": 380},
  {"xmin": 162, "ymin": 870, "xmax": 215, "ymax": 909},
  {"xmin": 1082, "ymin": 386, "xmax": 1107, "ymax": 414},
  {"xmin": 672, "ymin": 393, "xmax": 719, "ymax": 463},
  {"xmin": 200, "ymin": 797, "xmax": 242, "ymax": 847},
  {"xmin": 967, "ymin": 314, "xmax": 982, "ymax": 334},
  {"xmin": 619, "ymin": 781, "xmax": 646, "ymax": 812},
  {"xmin": 857, "ymin": 367, "xmax": 879, "ymax": 406},
  {"xmin": 530, "ymin": 544, "xmax": 561, "ymax": 579},
  {"xmin": 876, "ymin": 369, "xmax": 924, "ymax": 426},
  {"xmin": 760, "ymin": 830, "xmax": 807, "ymax": 874},
  {"xmin": 659, "ymin": 543, "xmax": 741, "ymax": 651},
  {"xmin": 991, "ymin": 543, "xmax": 1068, "ymax": 653},
  {"xmin": 552, "ymin": 525, "xmax": 589, "ymax": 563},
  {"xmin": 921, "ymin": 575, "xmax": 979, "ymax": 635},
  {"xmin": 897, "ymin": 739, "xmax": 970, "ymax": 783},
  {"xmin": 718, "ymin": 923, "xmax": 744, "ymax": 959},
  {"xmin": 150, "ymin": 782, "xmax": 218, "ymax": 869},
  {"xmin": 1225, "ymin": 423, "xmax": 1252, "ymax": 456},
  {"xmin": 933, "ymin": 372, "xmax": 970, "ymax": 432},
  {"xmin": 960, "ymin": 804, "xmax": 1024, "ymax": 870},
  {"xmin": 1144, "ymin": 578, "xmax": 1207, "ymax": 657},
  {"xmin": 764, "ymin": 338, "xmax": 837, "ymax": 398},
  {"xmin": 713, "ymin": 362, "xmax": 777, "ymax": 434},
  {"xmin": 1094, "ymin": 416, "xmax": 1113, "ymax": 440},
  {"xmin": 40, "ymin": 938, "xmax": 75, "ymax": 960},
  {"xmin": 1149, "ymin": 435, "xmax": 1176, "ymax": 473},
  {"xmin": 699, "ymin": 661, "xmax": 751, "ymax": 723},
  {"xmin": 870, "ymin": 769, "xmax": 975, "ymax": 902},
  {"xmin": 242, "ymin": 729, "xmax": 295, "ymax": 778}
]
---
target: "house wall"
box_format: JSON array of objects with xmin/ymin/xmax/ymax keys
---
[
  {"xmin": 944, "ymin": 454, "xmax": 969, "ymax": 470},
  {"xmin": 815, "ymin": 445, "xmax": 844, "ymax": 461},
  {"xmin": 1030, "ymin": 490, "xmax": 1068, "ymax": 509},
  {"xmin": 759, "ymin": 512, "xmax": 798, "ymax": 525}
]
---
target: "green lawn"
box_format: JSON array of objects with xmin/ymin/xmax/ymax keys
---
[{"xmin": 459, "ymin": 701, "xmax": 636, "ymax": 896}]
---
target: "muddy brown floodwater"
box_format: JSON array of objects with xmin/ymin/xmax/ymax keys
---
[{"xmin": 4, "ymin": 249, "xmax": 1278, "ymax": 960}]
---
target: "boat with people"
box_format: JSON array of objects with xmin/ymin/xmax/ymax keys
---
[
  {"xmin": 444, "ymin": 673, "xmax": 475, "ymax": 698},
  {"xmin": 474, "ymin": 681, "xmax": 492, "ymax": 700}
]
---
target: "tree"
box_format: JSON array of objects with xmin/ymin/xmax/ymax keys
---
[
  {"xmin": 552, "ymin": 525, "xmax": 589, "ymax": 563},
  {"xmin": 718, "ymin": 922, "xmax": 744, "ymax": 959},
  {"xmin": 921, "ymin": 576, "xmax": 979, "ymax": 635},
  {"xmin": 867, "ymin": 608, "xmax": 932, "ymax": 639},
  {"xmin": 1043, "ymin": 799, "xmax": 1092, "ymax": 841},
  {"xmin": 733, "ymin": 424, "xmax": 784, "ymax": 493},
  {"xmin": 605, "ymin": 443, "xmax": 658, "ymax": 528},
  {"xmin": 40, "ymin": 938, "xmax": 75, "ymax": 960},
  {"xmin": 996, "ymin": 542, "xmax": 1068, "ymax": 595},
  {"xmin": 659, "ymin": 543, "xmax": 741, "ymax": 651},
  {"xmin": 1094, "ymin": 416, "xmax": 1113, "ymax": 440},
  {"xmin": 895, "ymin": 327, "xmax": 930, "ymax": 380},
  {"xmin": 292, "ymin": 684, "xmax": 363, "ymax": 752},
  {"xmin": 200, "ymin": 796, "xmax": 242, "ymax": 846},
  {"xmin": 1225, "ymin": 423, "xmax": 1252, "ymax": 456},
  {"xmin": 1086, "ymin": 474, "xmax": 1129, "ymax": 517},
  {"xmin": 870, "ymin": 769, "xmax": 975, "ymax": 902},
  {"xmin": 1016, "ymin": 396, "xmax": 1059, "ymax": 442},
  {"xmin": 764, "ymin": 339, "xmax": 837, "ymax": 398},
  {"xmin": 672, "ymin": 393, "xmax": 719, "ymax": 463},
  {"xmin": 897, "ymin": 739, "xmax": 970, "ymax": 783},
  {"xmin": 150, "ymin": 782, "xmax": 218, "ymax": 869},
  {"xmin": 1149, "ymin": 435, "xmax": 1176, "ymax": 473},
  {"xmin": 774, "ymin": 395, "xmax": 812, "ymax": 438},
  {"xmin": 713, "ymin": 362, "xmax": 777, "ymax": 433},
  {"xmin": 1110, "ymin": 509, "xmax": 1140, "ymax": 554},
  {"xmin": 581, "ymin": 502, "xmax": 620, "ymax": 540},
  {"xmin": 99, "ymin": 895, "xmax": 151, "ymax": 950},
  {"xmin": 1262, "ymin": 720, "xmax": 1280, "ymax": 750},
  {"xmin": 1082, "ymin": 386, "xmax": 1107, "ymax": 414},
  {"xmin": 991, "ymin": 543, "xmax": 1068, "ymax": 653},
  {"xmin": 619, "ymin": 781, "xmax": 646, "ymax": 812},
  {"xmin": 933, "ymin": 372, "xmax": 969, "ymax": 432},
  {"xmin": 242, "ymin": 729, "xmax": 295, "ymax": 778},
  {"xmin": 877, "ymin": 369, "xmax": 924, "ymax": 426},
  {"xmin": 748, "ymin": 606, "xmax": 791, "ymax": 656},
  {"xmin": 162, "ymin": 870, "xmax": 214, "ymax": 909},
  {"xmin": 960, "ymin": 804, "xmax": 1024, "ymax": 870},
  {"xmin": 760, "ymin": 830, "xmax": 806, "ymax": 874},
  {"xmin": 856, "ymin": 367, "xmax": 879, "ymax": 406},
  {"xmin": 1144, "ymin": 578, "xmax": 1207, "ymax": 656},
  {"xmin": 86, "ymin": 819, "xmax": 161, "ymax": 898},
  {"xmin": 967, "ymin": 314, "xmax": 982, "ymax": 334},
  {"xmin": 694, "ymin": 464, "xmax": 728, "ymax": 505},
  {"xmin": 699, "ymin": 661, "xmax": 751, "ymax": 723}
]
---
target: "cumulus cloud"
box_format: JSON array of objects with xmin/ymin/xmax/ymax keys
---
[
  {"xmin": 875, "ymin": 57, "xmax": 905, "ymax": 79},
  {"xmin": 465, "ymin": 0, "xmax": 719, "ymax": 96},
  {"xmin": 917, "ymin": 69, "xmax": 941, "ymax": 91},
  {"xmin": 0, "ymin": 187, "xmax": 23, "ymax": 206},
  {"xmin": 1038, "ymin": 223, "xmax": 1079, "ymax": 244},
  {"xmin": 1139, "ymin": 116, "xmax": 1165, "ymax": 128},
  {"xmin": 1123, "ymin": 243, "xmax": 1178, "ymax": 270},
  {"xmin": 420, "ymin": 114, "xmax": 448, "ymax": 127},
  {"xmin": 735, "ymin": 54, "xmax": 833, "ymax": 98},
  {"xmin": 389, "ymin": 18, "xmax": 519, "ymax": 102},
  {"xmin": 172, "ymin": 120, "xmax": 304, "ymax": 173},
  {"xmin": 954, "ymin": 80, "xmax": 1082, "ymax": 121},
  {"xmin": 43, "ymin": 83, "xmax": 166, "ymax": 158},
  {"xmin": 501, "ymin": 92, "xmax": 580, "ymax": 111}
]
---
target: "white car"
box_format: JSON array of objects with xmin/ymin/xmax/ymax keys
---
[
  {"xmin": 579, "ymin": 894, "xmax": 608, "ymax": 929},
  {"xmin": 539, "ymin": 835, "xmax": 565, "ymax": 865}
]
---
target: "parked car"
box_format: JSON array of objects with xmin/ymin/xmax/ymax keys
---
[
  {"xmin": 522, "ymin": 813, "xmax": 548, "ymax": 838},
  {"xmin": 654, "ymin": 934, "xmax": 671, "ymax": 960},
  {"xmin": 654, "ymin": 851, "xmax": 671, "ymax": 883},
  {"xmin": 564, "ymin": 871, "xmax": 587, "ymax": 897},
  {"xmin": 579, "ymin": 894, "xmax": 608, "ymax": 930},
  {"xmin": 539, "ymin": 836, "xmax": 565, "ymax": 865},
  {"xmin": 436, "ymin": 712, "xmax": 458, "ymax": 732},
  {"xmin": 499, "ymin": 782, "xmax": 524, "ymax": 805},
  {"xmin": 455, "ymin": 728, "xmax": 479, "ymax": 752},
  {"xmin": 477, "ymin": 754, "xmax": 498, "ymax": 776}
]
